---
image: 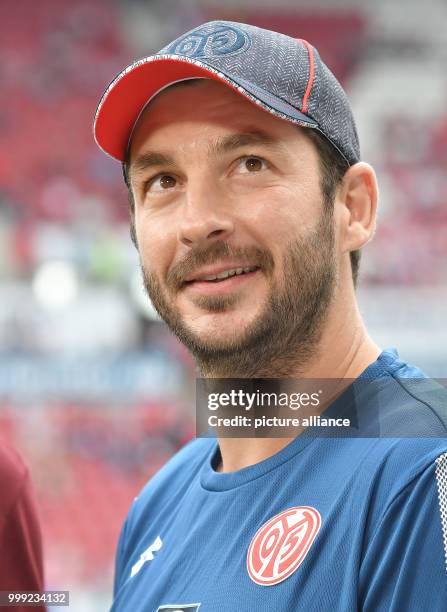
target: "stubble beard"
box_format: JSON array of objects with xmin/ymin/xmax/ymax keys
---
[{"xmin": 140, "ymin": 206, "xmax": 337, "ymax": 378}]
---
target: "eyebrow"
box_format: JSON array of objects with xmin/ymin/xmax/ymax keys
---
[{"xmin": 128, "ymin": 130, "xmax": 282, "ymax": 181}]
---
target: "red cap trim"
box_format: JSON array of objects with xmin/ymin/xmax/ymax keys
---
[{"xmin": 297, "ymin": 39, "xmax": 315, "ymax": 114}]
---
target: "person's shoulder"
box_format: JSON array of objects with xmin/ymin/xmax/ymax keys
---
[
  {"xmin": 126, "ymin": 437, "xmax": 215, "ymax": 520},
  {"xmin": 0, "ymin": 440, "xmax": 29, "ymax": 515},
  {"xmin": 365, "ymin": 437, "xmax": 447, "ymax": 486},
  {"xmin": 0, "ymin": 439, "xmax": 44, "ymax": 594},
  {"xmin": 353, "ymin": 348, "xmax": 447, "ymax": 508},
  {"xmin": 359, "ymin": 438, "xmax": 447, "ymax": 569},
  {"xmin": 0, "ymin": 440, "xmax": 28, "ymax": 480},
  {"xmin": 368, "ymin": 348, "xmax": 447, "ymax": 436},
  {"xmin": 114, "ymin": 436, "xmax": 215, "ymax": 579}
]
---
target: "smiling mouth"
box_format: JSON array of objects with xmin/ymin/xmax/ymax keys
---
[{"xmin": 183, "ymin": 265, "xmax": 260, "ymax": 285}]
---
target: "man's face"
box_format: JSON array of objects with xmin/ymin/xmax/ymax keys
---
[{"xmin": 129, "ymin": 80, "xmax": 338, "ymax": 376}]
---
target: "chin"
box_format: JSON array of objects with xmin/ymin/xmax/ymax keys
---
[
  {"xmin": 188, "ymin": 307, "xmax": 258, "ymax": 337},
  {"xmin": 173, "ymin": 315, "xmax": 251, "ymax": 357},
  {"xmin": 188, "ymin": 323, "xmax": 244, "ymax": 350}
]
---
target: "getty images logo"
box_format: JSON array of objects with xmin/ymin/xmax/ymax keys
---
[{"xmin": 130, "ymin": 535, "xmax": 163, "ymax": 577}]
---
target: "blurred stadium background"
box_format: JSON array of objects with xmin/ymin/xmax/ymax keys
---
[{"xmin": 0, "ymin": 0, "xmax": 446, "ymax": 609}]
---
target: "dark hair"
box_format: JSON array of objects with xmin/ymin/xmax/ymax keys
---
[
  {"xmin": 123, "ymin": 117, "xmax": 360, "ymax": 286},
  {"xmin": 303, "ymin": 129, "xmax": 361, "ymax": 287}
]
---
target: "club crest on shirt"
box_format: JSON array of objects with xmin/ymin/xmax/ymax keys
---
[{"xmin": 247, "ymin": 506, "xmax": 321, "ymax": 586}]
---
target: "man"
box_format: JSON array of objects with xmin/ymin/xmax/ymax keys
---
[
  {"xmin": 0, "ymin": 442, "xmax": 46, "ymax": 612},
  {"xmin": 94, "ymin": 21, "xmax": 447, "ymax": 611}
]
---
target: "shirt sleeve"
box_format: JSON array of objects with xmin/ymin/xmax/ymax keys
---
[{"xmin": 359, "ymin": 452, "xmax": 447, "ymax": 611}]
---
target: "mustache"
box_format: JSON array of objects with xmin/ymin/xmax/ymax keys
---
[{"xmin": 166, "ymin": 241, "xmax": 274, "ymax": 290}]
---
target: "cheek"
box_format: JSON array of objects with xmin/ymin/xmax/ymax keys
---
[
  {"xmin": 240, "ymin": 184, "xmax": 321, "ymax": 244},
  {"xmin": 135, "ymin": 214, "xmax": 175, "ymax": 277}
]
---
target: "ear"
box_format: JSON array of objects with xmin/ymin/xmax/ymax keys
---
[{"xmin": 337, "ymin": 162, "xmax": 378, "ymax": 254}]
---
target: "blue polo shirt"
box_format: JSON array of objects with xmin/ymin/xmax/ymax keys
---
[{"xmin": 110, "ymin": 349, "xmax": 447, "ymax": 611}]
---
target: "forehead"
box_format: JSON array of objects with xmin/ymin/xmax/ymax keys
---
[{"xmin": 128, "ymin": 79, "xmax": 311, "ymax": 158}]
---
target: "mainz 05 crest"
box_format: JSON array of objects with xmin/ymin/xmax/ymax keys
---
[{"xmin": 167, "ymin": 23, "xmax": 251, "ymax": 59}]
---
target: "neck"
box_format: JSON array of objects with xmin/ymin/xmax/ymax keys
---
[{"xmin": 214, "ymin": 291, "xmax": 381, "ymax": 473}]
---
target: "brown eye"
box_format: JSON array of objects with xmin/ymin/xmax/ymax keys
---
[
  {"xmin": 237, "ymin": 156, "xmax": 267, "ymax": 175},
  {"xmin": 146, "ymin": 174, "xmax": 177, "ymax": 194},
  {"xmin": 245, "ymin": 157, "xmax": 263, "ymax": 172},
  {"xmin": 159, "ymin": 175, "xmax": 176, "ymax": 189}
]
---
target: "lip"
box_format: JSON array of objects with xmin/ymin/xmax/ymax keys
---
[
  {"xmin": 183, "ymin": 268, "xmax": 261, "ymax": 294},
  {"xmin": 184, "ymin": 263, "xmax": 259, "ymax": 283}
]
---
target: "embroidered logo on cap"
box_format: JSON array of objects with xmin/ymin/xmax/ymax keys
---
[
  {"xmin": 247, "ymin": 506, "xmax": 321, "ymax": 586},
  {"xmin": 167, "ymin": 24, "xmax": 250, "ymax": 59}
]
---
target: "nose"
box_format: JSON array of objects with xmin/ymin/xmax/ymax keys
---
[{"xmin": 177, "ymin": 181, "xmax": 235, "ymax": 247}]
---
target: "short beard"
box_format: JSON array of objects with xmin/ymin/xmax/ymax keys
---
[{"xmin": 140, "ymin": 206, "xmax": 337, "ymax": 378}]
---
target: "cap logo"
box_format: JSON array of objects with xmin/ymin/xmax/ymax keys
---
[{"xmin": 167, "ymin": 24, "xmax": 250, "ymax": 59}]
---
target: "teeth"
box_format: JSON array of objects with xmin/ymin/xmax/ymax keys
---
[
  {"xmin": 217, "ymin": 269, "xmax": 234, "ymax": 279},
  {"xmin": 198, "ymin": 266, "xmax": 257, "ymax": 281}
]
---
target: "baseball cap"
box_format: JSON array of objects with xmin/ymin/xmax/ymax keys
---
[{"xmin": 93, "ymin": 20, "xmax": 360, "ymax": 166}]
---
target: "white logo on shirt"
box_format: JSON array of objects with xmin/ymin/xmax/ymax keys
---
[{"xmin": 130, "ymin": 535, "xmax": 163, "ymax": 577}]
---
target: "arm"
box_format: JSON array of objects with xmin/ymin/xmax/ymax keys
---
[
  {"xmin": 0, "ymin": 470, "xmax": 46, "ymax": 611},
  {"xmin": 359, "ymin": 452, "xmax": 447, "ymax": 611}
]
